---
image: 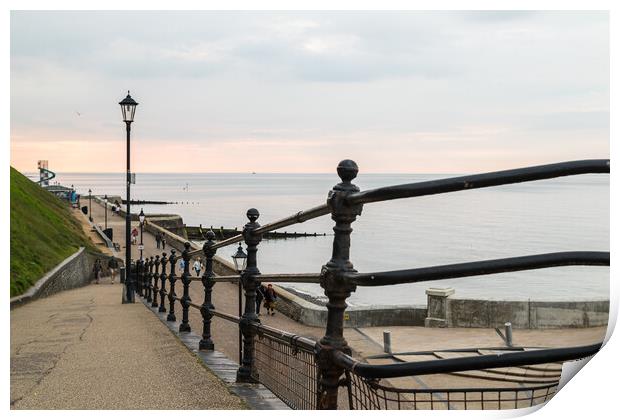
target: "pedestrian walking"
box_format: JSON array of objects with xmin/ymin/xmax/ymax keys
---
[
  {"xmin": 264, "ymin": 284, "xmax": 278, "ymax": 316},
  {"xmin": 131, "ymin": 227, "xmax": 139, "ymax": 245},
  {"xmin": 256, "ymin": 284, "xmax": 265, "ymax": 316},
  {"xmin": 161, "ymin": 233, "xmax": 167, "ymax": 249},
  {"xmin": 155, "ymin": 232, "xmax": 161, "ymax": 249},
  {"xmin": 193, "ymin": 258, "xmax": 203, "ymax": 277},
  {"xmin": 93, "ymin": 259, "xmax": 102, "ymax": 284},
  {"xmin": 107, "ymin": 258, "xmax": 119, "ymax": 284},
  {"xmin": 179, "ymin": 257, "xmax": 185, "ymax": 272}
]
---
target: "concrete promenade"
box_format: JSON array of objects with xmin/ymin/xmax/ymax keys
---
[{"xmin": 10, "ymin": 281, "xmax": 246, "ymax": 409}]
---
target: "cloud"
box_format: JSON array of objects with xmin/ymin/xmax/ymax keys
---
[{"xmin": 10, "ymin": 11, "xmax": 610, "ymax": 173}]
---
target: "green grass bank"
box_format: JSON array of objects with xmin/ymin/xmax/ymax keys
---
[{"xmin": 10, "ymin": 167, "xmax": 95, "ymax": 297}]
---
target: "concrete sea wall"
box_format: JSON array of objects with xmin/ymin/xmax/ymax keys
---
[
  {"xmin": 425, "ymin": 287, "xmax": 609, "ymax": 329},
  {"xmin": 10, "ymin": 247, "xmax": 120, "ymax": 309}
]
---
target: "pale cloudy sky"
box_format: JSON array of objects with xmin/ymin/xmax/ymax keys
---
[{"xmin": 10, "ymin": 11, "xmax": 609, "ymax": 173}]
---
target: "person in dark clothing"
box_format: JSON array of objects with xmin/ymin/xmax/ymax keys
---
[
  {"xmin": 155, "ymin": 232, "xmax": 161, "ymax": 249},
  {"xmin": 264, "ymin": 284, "xmax": 277, "ymax": 316},
  {"xmin": 93, "ymin": 259, "xmax": 102, "ymax": 284},
  {"xmin": 107, "ymin": 258, "xmax": 119, "ymax": 284},
  {"xmin": 256, "ymin": 284, "xmax": 266, "ymax": 316},
  {"xmin": 161, "ymin": 233, "xmax": 166, "ymax": 249}
]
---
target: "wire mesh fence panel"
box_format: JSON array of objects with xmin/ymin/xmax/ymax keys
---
[
  {"xmin": 252, "ymin": 333, "xmax": 319, "ymax": 409},
  {"xmin": 345, "ymin": 371, "xmax": 558, "ymax": 410}
]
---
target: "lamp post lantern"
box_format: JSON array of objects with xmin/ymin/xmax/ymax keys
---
[
  {"xmin": 120, "ymin": 91, "xmax": 138, "ymax": 303},
  {"xmin": 139, "ymin": 208, "xmax": 145, "ymax": 261},
  {"xmin": 88, "ymin": 188, "xmax": 93, "ymax": 222},
  {"xmin": 232, "ymin": 243, "xmax": 247, "ymax": 366},
  {"xmin": 104, "ymin": 194, "xmax": 108, "ymax": 230}
]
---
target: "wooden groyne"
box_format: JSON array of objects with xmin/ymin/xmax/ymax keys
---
[{"xmin": 187, "ymin": 225, "xmax": 327, "ymax": 241}]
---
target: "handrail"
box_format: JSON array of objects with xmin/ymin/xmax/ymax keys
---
[
  {"xmin": 335, "ymin": 342, "xmax": 602, "ymax": 379},
  {"xmin": 252, "ymin": 204, "xmax": 331, "ymax": 235},
  {"xmin": 188, "ymin": 204, "xmax": 330, "ymax": 257},
  {"xmin": 344, "ymin": 251, "xmax": 610, "ymax": 286},
  {"xmin": 346, "ymin": 159, "xmax": 610, "ymax": 205},
  {"xmin": 189, "ymin": 273, "xmax": 321, "ymax": 283},
  {"xmin": 250, "ymin": 321, "xmax": 317, "ymax": 351}
]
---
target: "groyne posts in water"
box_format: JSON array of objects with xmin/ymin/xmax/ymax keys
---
[{"xmin": 199, "ymin": 231, "xmax": 216, "ymax": 350}]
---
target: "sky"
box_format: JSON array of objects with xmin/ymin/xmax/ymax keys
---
[{"xmin": 10, "ymin": 11, "xmax": 609, "ymax": 174}]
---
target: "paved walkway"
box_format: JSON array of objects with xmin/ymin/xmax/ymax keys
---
[{"xmin": 10, "ymin": 281, "xmax": 246, "ymax": 409}]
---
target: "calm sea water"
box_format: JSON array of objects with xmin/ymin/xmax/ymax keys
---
[{"xmin": 41, "ymin": 172, "xmax": 609, "ymax": 306}]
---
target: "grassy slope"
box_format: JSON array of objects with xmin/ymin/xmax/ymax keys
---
[{"xmin": 10, "ymin": 167, "xmax": 96, "ymax": 297}]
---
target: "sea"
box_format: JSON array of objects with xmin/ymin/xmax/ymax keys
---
[{"xmin": 39, "ymin": 172, "xmax": 609, "ymax": 307}]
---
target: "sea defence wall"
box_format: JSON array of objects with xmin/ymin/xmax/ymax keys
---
[
  {"xmin": 144, "ymin": 222, "xmax": 609, "ymax": 329},
  {"xmin": 425, "ymin": 287, "xmax": 609, "ymax": 329},
  {"xmin": 10, "ymin": 247, "xmax": 121, "ymax": 309}
]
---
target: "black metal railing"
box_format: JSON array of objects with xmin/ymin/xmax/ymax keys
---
[{"xmin": 135, "ymin": 158, "xmax": 609, "ymax": 410}]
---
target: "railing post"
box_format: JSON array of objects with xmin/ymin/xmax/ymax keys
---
[
  {"xmin": 167, "ymin": 249, "xmax": 178, "ymax": 322},
  {"xmin": 139, "ymin": 259, "xmax": 145, "ymax": 297},
  {"xmin": 136, "ymin": 259, "xmax": 143, "ymax": 297},
  {"xmin": 145, "ymin": 257, "xmax": 153, "ymax": 303},
  {"xmin": 152, "ymin": 255, "xmax": 160, "ymax": 308},
  {"xmin": 179, "ymin": 242, "xmax": 192, "ymax": 332},
  {"xmin": 236, "ymin": 208, "xmax": 262, "ymax": 383},
  {"xmin": 317, "ymin": 160, "xmax": 363, "ymax": 410},
  {"xmin": 199, "ymin": 231, "xmax": 216, "ymax": 350},
  {"xmin": 147, "ymin": 256, "xmax": 154, "ymax": 303},
  {"xmin": 158, "ymin": 252, "xmax": 168, "ymax": 313}
]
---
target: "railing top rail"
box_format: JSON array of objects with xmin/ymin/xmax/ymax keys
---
[
  {"xmin": 346, "ymin": 159, "xmax": 610, "ymax": 205},
  {"xmin": 336, "ymin": 342, "xmax": 602, "ymax": 379},
  {"xmin": 189, "ymin": 204, "xmax": 330, "ymax": 255},
  {"xmin": 253, "ymin": 204, "xmax": 331, "ymax": 236},
  {"xmin": 251, "ymin": 321, "xmax": 317, "ymax": 351},
  {"xmin": 345, "ymin": 251, "xmax": 610, "ymax": 287}
]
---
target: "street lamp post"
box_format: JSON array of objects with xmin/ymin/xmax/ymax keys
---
[
  {"xmin": 139, "ymin": 208, "xmax": 145, "ymax": 261},
  {"xmin": 119, "ymin": 91, "xmax": 138, "ymax": 304},
  {"xmin": 88, "ymin": 188, "xmax": 92, "ymax": 222},
  {"xmin": 232, "ymin": 243, "xmax": 248, "ymax": 367},
  {"xmin": 104, "ymin": 194, "xmax": 108, "ymax": 230}
]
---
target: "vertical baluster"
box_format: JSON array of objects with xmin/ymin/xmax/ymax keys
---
[
  {"xmin": 139, "ymin": 259, "xmax": 145, "ymax": 297},
  {"xmin": 146, "ymin": 257, "xmax": 154, "ymax": 303},
  {"xmin": 199, "ymin": 231, "xmax": 216, "ymax": 350},
  {"xmin": 317, "ymin": 160, "xmax": 362, "ymax": 410},
  {"xmin": 167, "ymin": 249, "xmax": 178, "ymax": 322},
  {"xmin": 236, "ymin": 209, "xmax": 262, "ymax": 383},
  {"xmin": 179, "ymin": 242, "xmax": 192, "ymax": 332},
  {"xmin": 158, "ymin": 252, "xmax": 168, "ymax": 313},
  {"xmin": 152, "ymin": 255, "xmax": 160, "ymax": 308},
  {"xmin": 135, "ymin": 259, "xmax": 142, "ymax": 297}
]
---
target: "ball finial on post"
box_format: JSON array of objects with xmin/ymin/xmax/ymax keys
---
[
  {"xmin": 246, "ymin": 208, "xmax": 260, "ymax": 223},
  {"xmin": 336, "ymin": 159, "xmax": 358, "ymax": 184}
]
